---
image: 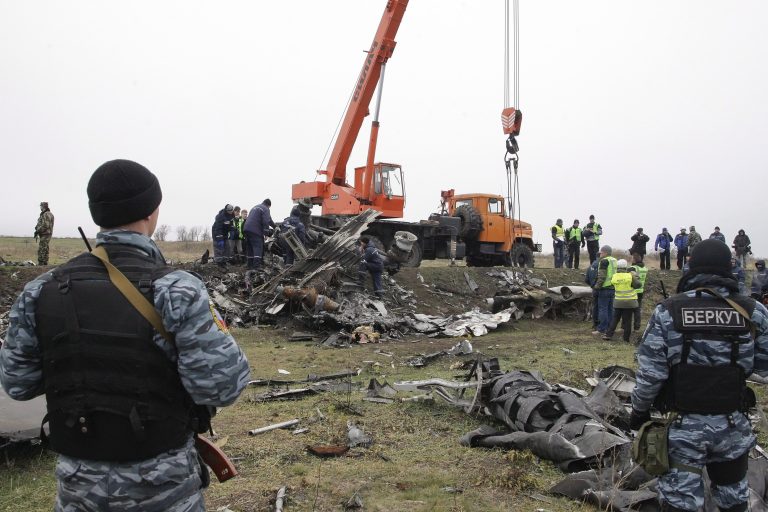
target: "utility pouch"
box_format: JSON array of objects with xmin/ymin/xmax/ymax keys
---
[
  {"xmin": 633, "ymin": 418, "xmax": 671, "ymax": 477},
  {"xmin": 672, "ymin": 364, "xmax": 743, "ymax": 414}
]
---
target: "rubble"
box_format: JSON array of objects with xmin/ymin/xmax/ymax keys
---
[{"xmin": 179, "ymin": 213, "xmax": 592, "ymax": 343}]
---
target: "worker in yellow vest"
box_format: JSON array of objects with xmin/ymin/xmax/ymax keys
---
[
  {"xmin": 629, "ymin": 252, "xmax": 649, "ymax": 332},
  {"xmin": 592, "ymin": 245, "xmax": 617, "ymax": 334},
  {"xmin": 551, "ymin": 218, "xmax": 565, "ymax": 268},
  {"xmin": 603, "ymin": 259, "xmax": 641, "ymax": 342},
  {"xmin": 565, "ymin": 219, "xmax": 585, "ymax": 269},
  {"xmin": 583, "ymin": 214, "xmax": 603, "ymax": 264}
]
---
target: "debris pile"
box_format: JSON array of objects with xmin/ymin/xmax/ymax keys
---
[
  {"xmin": 192, "ymin": 212, "xmax": 524, "ymax": 340},
  {"xmin": 486, "ymin": 269, "xmax": 592, "ymax": 319}
]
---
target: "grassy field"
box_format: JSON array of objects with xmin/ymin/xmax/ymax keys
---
[
  {"xmin": 0, "ymin": 236, "xmax": 211, "ymax": 266},
  {"xmin": 0, "ymin": 319, "xmax": 634, "ymax": 512},
  {"xmin": 1, "ymin": 239, "xmax": 765, "ymax": 511},
  {"xmin": 6, "ymin": 319, "xmax": 764, "ymax": 511}
]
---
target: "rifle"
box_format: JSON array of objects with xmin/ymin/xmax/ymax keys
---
[
  {"xmin": 195, "ymin": 435, "xmax": 238, "ymax": 482},
  {"xmin": 86, "ymin": 240, "xmax": 239, "ymax": 482}
]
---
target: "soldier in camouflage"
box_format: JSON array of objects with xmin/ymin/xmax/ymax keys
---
[
  {"xmin": 34, "ymin": 201, "xmax": 54, "ymax": 265},
  {"xmin": 630, "ymin": 239, "xmax": 768, "ymax": 512},
  {"xmin": 1, "ymin": 160, "xmax": 251, "ymax": 512}
]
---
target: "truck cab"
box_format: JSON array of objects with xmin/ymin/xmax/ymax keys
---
[{"xmin": 447, "ymin": 193, "xmax": 540, "ymax": 267}]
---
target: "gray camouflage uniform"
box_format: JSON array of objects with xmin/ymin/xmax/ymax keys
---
[
  {"xmin": 631, "ymin": 273, "xmax": 768, "ymax": 511},
  {"xmin": 0, "ymin": 230, "xmax": 251, "ymax": 512}
]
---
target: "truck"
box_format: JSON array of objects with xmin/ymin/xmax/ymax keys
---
[{"xmin": 290, "ymin": 0, "xmax": 540, "ymax": 267}]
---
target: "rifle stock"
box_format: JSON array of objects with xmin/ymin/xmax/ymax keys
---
[{"xmin": 195, "ymin": 434, "xmax": 238, "ymax": 482}]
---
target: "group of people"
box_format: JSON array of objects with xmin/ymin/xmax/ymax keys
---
[
  {"xmin": 650, "ymin": 226, "xmax": 752, "ymax": 270},
  {"xmin": 550, "ymin": 215, "xmax": 603, "ymax": 269},
  {"xmin": 586, "ymin": 246, "xmax": 648, "ymax": 343},
  {"xmin": 211, "ymin": 199, "xmax": 318, "ymax": 269},
  {"xmin": 551, "ymin": 219, "xmax": 754, "ymax": 273}
]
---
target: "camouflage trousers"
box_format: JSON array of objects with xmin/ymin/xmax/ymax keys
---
[
  {"xmin": 54, "ymin": 438, "xmax": 205, "ymax": 512},
  {"xmin": 38, "ymin": 235, "xmax": 51, "ymax": 265},
  {"xmin": 658, "ymin": 412, "xmax": 754, "ymax": 511}
]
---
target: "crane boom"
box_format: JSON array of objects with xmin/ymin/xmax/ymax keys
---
[
  {"xmin": 292, "ymin": 0, "xmax": 408, "ymax": 218},
  {"xmin": 326, "ymin": 0, "xmax": 407, "ymax": 186}
]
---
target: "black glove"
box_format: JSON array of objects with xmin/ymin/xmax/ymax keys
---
[{"xmin": 629, "ymin": 408, "xmax": 651, "ymax": 430}]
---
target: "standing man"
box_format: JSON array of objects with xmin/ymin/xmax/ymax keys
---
[
  {"xmin": 564, "ymin": 219, "xmax": 585, "ymax": 269},
  {"xmin": 244, "ymin": 199, "xmax": 275, "ymax": 270},
  {"xmin": 687, "ymin": 225, "xmax": 702, "ymax": 251},
  {"xmin": 34, "ymin": 201, "xmax": 55, "ymax": 266},
  {"xmin": 751, "ymin": 260, "xmax": 768, "ymax": 302},
  {"xmin": 709, "ymin": 226, "xmax": 726, "ymax": 243},
  {"xmin": 585, "ymin": 257, "xmax": 600, "ymax": 331},
  {"xmin": 211, "ymin": 204, "xmax": 235, "ymax": 268},
  {"xmin": 551, "ymin": 218, "xmax": 565, "ymax": 268},
  {"xmin": 732, "ymin": 229, "xmax": 751, "ymax": 268},
  {"xmin": 630, "ymin": 239, "xmax": 768, "ymax": 512},
  {"xmin": 655, "ymin": 228, "xmax": 674, "ymax": 270},
  {"xmin": 583, "ymin": 214, "xmax": 602, "ymax": 264},
  {"xmin": 674, "ymin": 227, "xmax": 689, "ymax": 270},
  {"xmin": 0, "ymin": 159, "xmax": 251, "ymax": 511},
  {"xmin": 602, "ymin": 259, "xmax": 641, "ymax": 342},
  {"xmin": 359, "ymin": 236, "xmax": 385, "ymax": 297},
  {"xmin": 592, "ymin": 245, "xmax": 617, "ymax": 335},
  {"xmin": 629, "ymin": 227, "xmax": 650, "ymax": 261},
  {"xmin": 629, "ymin": 252, "xmax": 648, "ymax": 332}
]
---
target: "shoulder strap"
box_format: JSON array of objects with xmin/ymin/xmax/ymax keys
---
[
  {"xmin": 91, "ymin": 245, "xmax": 174, "ymax": 343},
  {"xmin": 697, "ymin": 287, "xmax": 756, "ymax": 340}
]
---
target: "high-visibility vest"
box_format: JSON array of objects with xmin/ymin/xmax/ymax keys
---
[
  {"xmin": 601, "ymin": 256, "xmax": 617, "ymax": 288},
  {"xmin": 552, "ymin": 224, "xmax": 564, "ymax": 239},
  {"xmin": 612, "ymin": 271, "xmax": 638, "ymax": 301},
  {"xmin": 594, "ymin": 223, "xmax": 601, "ymax": 241},
  {"xmin": 630, "ymin": 265, "xmax": 648, "ymax": 294},
  {"xmin": 567, "ymin": 227, "xmax": 582, "ymax": 242}
]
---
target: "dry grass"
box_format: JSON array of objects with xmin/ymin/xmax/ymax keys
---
[
  {"xmin": 0, "ymin": 237, "xmax": 212, "ymax": 266},
  {"xmin": 0, "ymin": 318, "xmax": 636, "ymax": 512}
]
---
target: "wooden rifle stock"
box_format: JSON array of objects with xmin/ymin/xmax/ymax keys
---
[{"xmin": 195, "ymin": 434, "xmax": 238, "ymax": 482}]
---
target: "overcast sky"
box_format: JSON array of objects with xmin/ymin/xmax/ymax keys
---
[{"xmin": 1, "ymin": 1, "xmax": 765, "ymax": 257}]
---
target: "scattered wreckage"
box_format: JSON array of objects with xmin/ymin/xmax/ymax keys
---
[{"xmin": 192, "ymin": 212, "xmax": 592, "ymax": 342}]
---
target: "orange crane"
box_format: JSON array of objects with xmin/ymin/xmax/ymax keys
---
[{"xmin": 291, "ymin": 0, "xmax": 408, "ymax": 219}]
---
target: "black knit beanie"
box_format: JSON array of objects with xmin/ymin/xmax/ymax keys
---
[
  {"xmin": 688, "ymin": 239, "xmax": 732, "ymax": 278},
  {"xmin": 87, "ymin": 159, "xmax": 162, "ymax": 228}
]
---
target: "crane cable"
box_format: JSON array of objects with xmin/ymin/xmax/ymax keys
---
[{"xmin": 504, "ymin": 0, "xmax": 522, "ymax": 260}]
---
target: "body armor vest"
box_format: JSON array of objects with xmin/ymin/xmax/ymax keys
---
[
  {"xmin": 656, "ymin": 289, "xmax": 756, "ymax": 414},
  {"xmin": 35, "ymin": 245, "xmax": 193, "ymax": 461}
]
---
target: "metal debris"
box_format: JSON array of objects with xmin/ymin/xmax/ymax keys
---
[
  {"xmin": 347, "ymin": 421, "xmax": 372, "ymax": 448},
  {"xmin": 247, "ymin": 418, "xmax": 300, "ymax": 436}
]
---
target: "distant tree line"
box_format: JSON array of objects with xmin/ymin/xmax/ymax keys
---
[{"xmin": 153, "ymin": 225, "xmax": 210, "ymax": 242}]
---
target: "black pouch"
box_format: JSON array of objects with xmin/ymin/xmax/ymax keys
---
[{"xmin": 672, "ymin": 364, "xmax": 742, "ymax": 414}]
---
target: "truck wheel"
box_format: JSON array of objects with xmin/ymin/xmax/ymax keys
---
[
  {"xmin": 453, "ymin": 205, "xmax": 483, "ymax": 240},
  {"xmin": 509, "ymin": 243, "xmax": 534, "ymax": 268},
  {"xmin": 401, "ymin": 242, "xmax": 423, "ymax": 267}
]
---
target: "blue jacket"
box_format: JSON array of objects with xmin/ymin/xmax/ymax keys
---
[
  {"xmin": 282, "ymin": 215, "xmax": 307, "ymax": 243},
  {"xmin": 212, "ymin": 208, "xmax": 234, "ymax": 240},
  {"xmin": 363, "ymin": 241, "xmax": 384, "ymax": 272},
  {"xmin": 674, "ymin": 233, "xmax": 688, "ymax": 250},
  {"xmin": 585, "ymin": 259, "xmax": 599, "ymax": 287},
  {"xmin": 709, "ymin": 232, "xmax": 726, "ymax": 243},
  {"xmin": 655, "ymin": 232, "xmax": 672, "ymax": 251},
  {"xmin": 244, "ymin": 202, "xmax": 274, "ymax": 236}
]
